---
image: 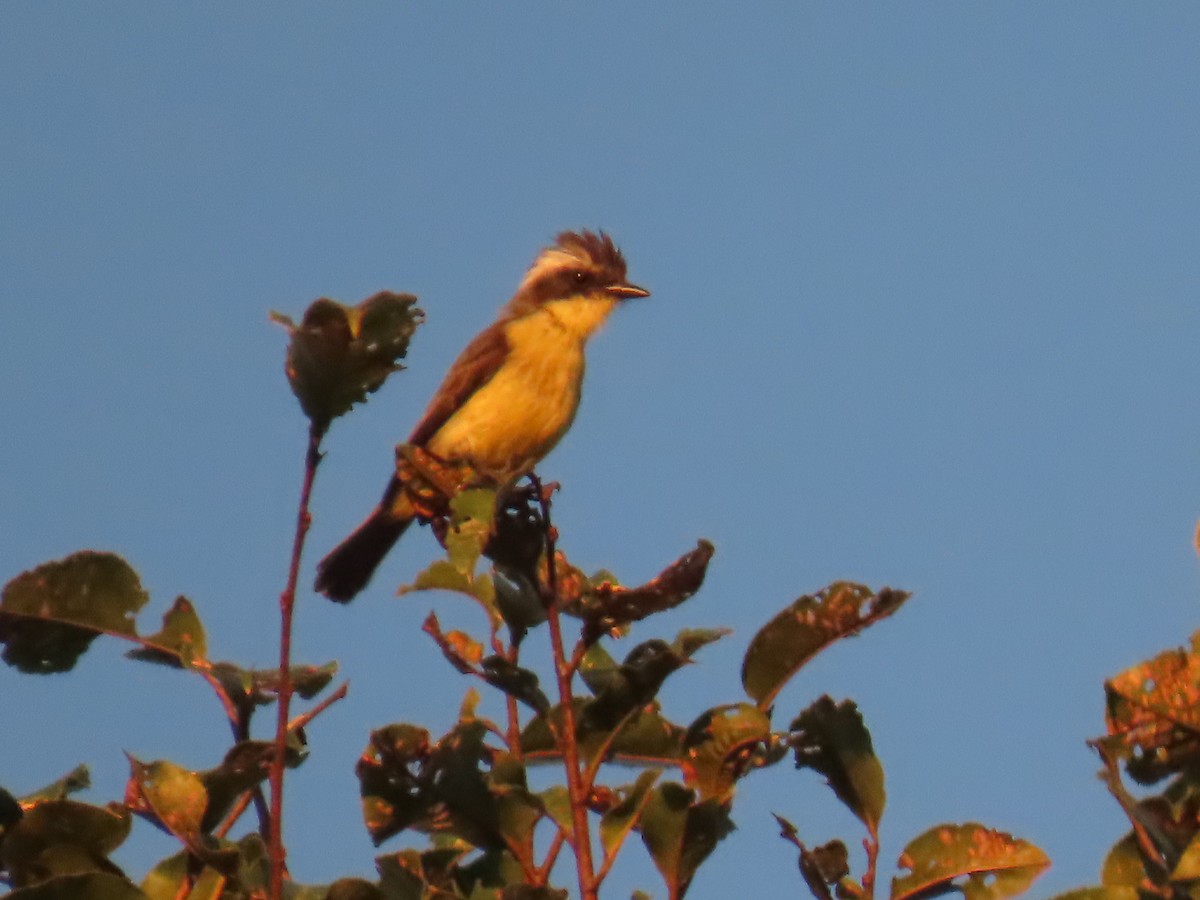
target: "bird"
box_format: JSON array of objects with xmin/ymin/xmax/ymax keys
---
[{"xmin": 314, "ymin": 230, "xmax": 649, "ymax": 602}]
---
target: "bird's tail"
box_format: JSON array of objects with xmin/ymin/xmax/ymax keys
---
[{"xmin": 315, "ymin": 506, "xmax": 412, "ymax": 602}]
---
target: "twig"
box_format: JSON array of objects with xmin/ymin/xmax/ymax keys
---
[
  {"xmin": 286, "ymin": 680, "xmax": 349, "ymax": 733},
  {"xmin": 533, "ymin": 476, "xmax": 597, "ymax": 900},
  {"xmin": 862, "ymin": 824, "xmax": 880, "ymax": 899},
  {"xmin": 269, "ymin": 423, "xmax": 324, "ymax": 899}
]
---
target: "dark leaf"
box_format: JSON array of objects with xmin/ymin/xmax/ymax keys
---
[
  {"xmin": 891, "ymin": 823, "xmax": 1049, "ymax": 900},
  {"xmin": 639, "ymin": 782, "xmax": 734, "ymax": 899},
  {"xmin": 522, "ymin": 700, "xmax": 687, "ymax": 766},
  {"xmin": 3, "ymin": 872, "xmax": 144, "ymax": 899},
  {"xmin": 0, "ymin": 800, "xmax": 131, "ymax": 888},
  {"xmin": 582, "ymin": 641, "xmax": 687, "ymax": 734},
  {"xmin": 789, "ymin": 696, "xmax": 886, "ymax": 832},
  {"xmin": 741, "ymin": 582, "xmax": 909, "ymax": 709},
  {"xmin": 325, "ymin": 878, "xmax": 385, "ymax": 900},
  {"xmin": 197, "ymin": 741, "xmax": 276, "ymax": 832},
  {"xmin": 572, "ymin": 541, "xmax": 713, "ymax": 640},
  {"xmin": 480, "ymin": 656, "xmax": 551, "ymax": 715},
  {"xmin": 0, "ymin": 553, "xmax": 148, "ymax": 673},
  {"xmin": 272, "ymin": 291, "xmax": 422, "ymax": 429},
  {"xmin": 501, "ymin": 887, "xmax": 568, "ymax": 900},
  {"xmin": 356, "ymin": 724, "xmax": 436, "ymax": 845},
  {"xmin": 600, "ymin": 770, "xmax": 661, "ymax": 859}
]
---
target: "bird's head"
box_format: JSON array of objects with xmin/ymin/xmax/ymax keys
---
[{"xmin": 506, "ymin": 231, "xmax": 649, "ymax": 337}]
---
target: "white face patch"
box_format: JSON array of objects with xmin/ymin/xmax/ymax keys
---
[{"xmin": 516, "ymin": 246, "xmax": 586, "ymax": 294}]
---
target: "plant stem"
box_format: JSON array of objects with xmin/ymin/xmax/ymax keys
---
[
  {"xmin": 268, "ymin": 423, "xmax": 324, "ymax": 899},
  {"xmin": 535, "ymin": 479, "xmax": 597, "ymax": 900}
]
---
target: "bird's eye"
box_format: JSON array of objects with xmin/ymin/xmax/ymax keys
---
[{"xmin": 571, "ymin": 270, "xmax": 587, "ymax": 283}]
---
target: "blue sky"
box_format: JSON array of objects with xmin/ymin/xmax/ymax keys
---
[{"xmin": 3, "ymin": 4, "xmax": 1199, "ymax": 896}]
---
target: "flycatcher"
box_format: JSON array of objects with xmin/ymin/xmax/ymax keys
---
[{"xmin": 315, "ymin": 230, "xmax": 649, "ymax": 601}]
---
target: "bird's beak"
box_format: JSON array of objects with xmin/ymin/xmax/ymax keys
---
[{"xmin": 607, "ymin": 281, "xmax": 650, "ymax": 300}]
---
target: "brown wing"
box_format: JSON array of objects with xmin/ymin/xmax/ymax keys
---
[{"xmin": 407, "ymin": 318, "xmax": 511, "ymax": 446}]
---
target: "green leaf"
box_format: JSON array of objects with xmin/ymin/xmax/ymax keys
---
[
  {"xmin": 1100, "ymin": 832, "xmax": 1143, "ymax": 887},
  {"xmin": 140, "ymin": 851, "xmax": 187, "ymax": 900},
  {"xmin": 1045, "ymin": 889, "xmax": 1139, "ymax": 900},
  {"xmin": 123, "ymin": 757, "xmax": 206, "ymax": 847},
  {"xmin": 272, "ymin": 291, "xmax": 422, "ymax": 429},
  {"xmin": 209, "ymin": 660, "xmax": 337, "ymax": 720},
  {"xmin": 0, "ymin": 552, "xmax": 149, "ymax": 673},
  {"xmin": 18, "ymin": 765, "xmax": 91, "ymax": 803},
  {"xmin": 578, "ymin": 642, "xmax": 621, "ymax": 695},
  {"xmin": 741, "ymin": 582, "xmax": 909, "ymax": 710},
  {"xmin": 3, "ymin": 872, "xmax": 145, "ymax": 899},
  {"xmin": 670, "ymin": 628, "xmax": 729, "ymax": 660},
  {"xmin": 522, "ymin": 701, "xmax": 687, "ymax": 765},
  {"xmin": 789, "ymin": 696, "xmax": 886, "ymax": 832},
  {"xmin": 680, "ymin": 703, "xmax": 774, "ymax": 802},
  {"xmin": 538, "ymin": 786, "xmax": 573, "ymax": 835},
  {"xmin": 0, "ymin": 800, "xmax": 132, "ymax": 888},
  {"xmin": 126, "ymin": 596, "xmax": 207, "ymax": 667},
  {"xmin": 639, "ymin": 782, "xmax": 734, "ymax": 899},
  {"xmin": 600, "ymin": 770, "xmax": 661, "ymax": 859},
  {"xmin": 891, "ymin": 823, "xmax": 1050, "ymax": 900}
]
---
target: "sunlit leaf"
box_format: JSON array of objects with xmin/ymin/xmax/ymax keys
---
[
  {"xmin": 1105, "ymin": 641, "xmax": 1200, "ymax": 783},
  {"xmin": 422, "ymin": 612, "xmax": 482, "ymax": 674},
  {"xmin": 126, "ymin": 596, "xmax": 207, "ymax": 668},
  {"xmin": 1045, "ymin": 889, "xmax": 1139, "ymax": 900},
  {"xmin": 680, "ymin": 704, "xmax": 774, "ymax": 802},
  {"xmin": 1099, "ymin": 832, "xmax": 1142, "ymax": 887},
  {"xmin": 0, "ymin": 552, "xmax": 149, "ymax": 673},
  {"xmin": 639, "ymin": 782, "xmax": 734, "ymax": 899},
  {"xmin": 741, "ymin": 582, "xmax": 909, "ymax": 709},
  {"xmin": 140, "ymin": 851, "xmax": 187, "ymax": 900},
  {"xmin": 789, "ymin": 696, "xmax": 885, "ymax": 832},
  {"xmin": 272, "ymin": 291, "xmax": 422, "ymax": 429},
  {"xmin": 123, "ymin": 757, "xmax": 206, "ymax": 847},
  {"xmin": 892, "ymin": 823, "xmax": 1050, "ymax": 900}
]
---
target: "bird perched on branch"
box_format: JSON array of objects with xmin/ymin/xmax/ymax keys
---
[{"xmin": 315, "ymin": 230, "xmax": 649, "ymax": 602}]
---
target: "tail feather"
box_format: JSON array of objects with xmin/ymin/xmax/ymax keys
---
[{"xmin": 315, "ymin": 508, "xmax": 412, "ymax": 602}]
